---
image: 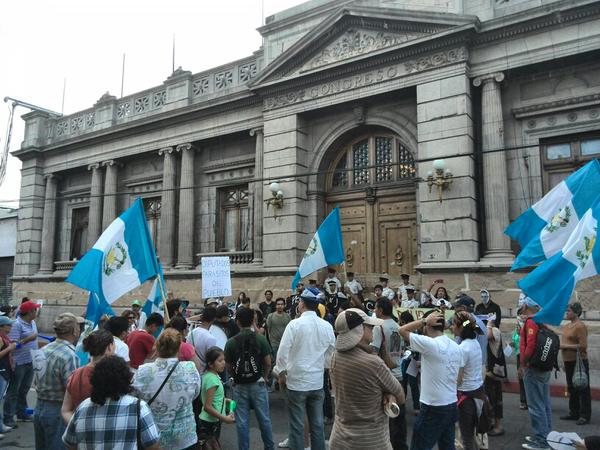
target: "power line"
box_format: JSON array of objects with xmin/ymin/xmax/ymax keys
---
[{"xmin": 0, "ymin": 141, "xmax": 567, "ymax": 208}]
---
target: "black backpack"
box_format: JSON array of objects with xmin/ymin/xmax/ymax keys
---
[
  {"xmin": 528, "ymin": 320, "xmax": 560, "ymax": 372},
  {"xmin": 233, "ymin": 333, "xmax": 262, "ymax": 384}
]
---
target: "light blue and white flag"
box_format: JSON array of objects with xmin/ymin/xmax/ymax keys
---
[
  {"xmin": 506, "ymin": 159, "xmax": 600, "ymax": 270},
  {"xmin": 142, "ymin": 266, "xmax": 165, "ymax": 317},
  {"xmin": 518, "ymin": 197, "xmax": 600, "ymax": 325},
  {"xmin": 84, "ymin": 292, "xmax": 115, "ymax": 327},
  {"xmin": 291, "ymin": 208, "xmax": 345, "ymax": 289},
  {"xmin": 67, "ymin": 198, "xmax": 160, "ymax": 305}
]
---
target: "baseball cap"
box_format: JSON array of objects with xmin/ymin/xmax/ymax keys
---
[
  {"xmin": 53, "ymin": 312, "xmax": 84, "ymax": 335},
  {"xmin": 405, "ymin": 284, "xmax": 416, "ymax": 292},
  {"xmin": 335, "ymin": 308, "xmax": 383, "ymax": 351},
  {"xmin": 19, "ymin": 301, "xmax": 41, "ymax": 315},
  {"xmin": 327, "ymin": 279, "xmax": 338, "ymax": 285},
  {"xmin": 379, "ymin": 273, "xmax": 390, "ymax": 281},
  {"xmin": 131, "ymin": 300, "xmax": 142, "ymax": 307},
  {"xmin": 205, "ymin": 298, "xmax": 219, "ymax": 305},
  {"xmin": 0, "ymin": 316, "xmax": 14, "ymax": 326}
]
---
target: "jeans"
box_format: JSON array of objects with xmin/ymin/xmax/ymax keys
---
[
  {"xmin": 389, "ymin": 404, "xmax": 408, "ymax": 450},
  {"xmin": 458, "ymin": 397, "xmax": 478, "ymax": 450},
  {"xmin": 233, "ymin": 381, "xmax": 274, "ymax": 450},
  {"xmin": 523, "ymin": 368, "xmax": 552, "ymax": 446},
  {"xmin": 0, "ymin": 376, "xmax": 8, "ymax": 430},
  {"xmin": 410, "ymin": 402, "xmax": 458, "ymax": 450},
  {"xmin": 287, "ymin": 388, "xmax": 325, "ymax": 450},
  {"xmin": 564, "ymin": 359, "xmax": 591, "ymax": 421},
  {"xmin": 34, "ymin": 400, "xmax": 66, "ymax": 450},
  {"xmin": 3, "ymin": 362, "xmax": 34, "ymax": 423},
  {"xmin": 401, "ymin": 374, "xmax": 420, "ymax": 411}
]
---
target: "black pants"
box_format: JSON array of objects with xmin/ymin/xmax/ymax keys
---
[
  {"xmin": 564, "ymin": 359, "xmax": 591, "ymax": 421},
  {"xmin": 517, "ymin": 359, "xmax": 527, "ymax": 405},
  {"xmin": 401, "ymin": 374, "xmax": 420, "ymax": 411},
  {"xmin": 484, "ymin": 377, "xmax": 503, "ymax": 421},
  {"xmin": 389, "ymin": 405, "xmax": 408, "ymax": 450},
  {"xmin": 458, "ymin": 397, "xmax": 478, "ymax": 450}
]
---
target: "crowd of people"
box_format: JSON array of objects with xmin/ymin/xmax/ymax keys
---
[{"xmin": 0, "ymin": 270, "xmax": 595, "ymax": 450}]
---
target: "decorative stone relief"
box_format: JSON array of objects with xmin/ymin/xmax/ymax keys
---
[
  {"xmin": 70, "ymin": 116, "xmax": 84, "ymax": 133},
  {"xmin": 56, "ymin": 121, "xmax": 69, "ymax": 136},
  {"xmin": 192, "ymin": 78, "xmax": 210, "ymax": 96},
  {"xmin": 215, "ymin": 71, "xmax": 233, "ymax": 89},
  {"xmin": 85, "ymin": 112, "xmax": 95, "ymax": 127},
  {"xmin": 134, "ymin": 95, "xmax": 150, "ymax": 113},
  {"xmin": 302, "ymin": 29, "xmax": 426, "ymax": 71},
  {"xmin": 117, "ymin": 102, "xmax": 131, "ymax": 119},
  {"xmin": 239, "ymin": 63, "xmax": 257, "ymax": 82},
  {"xmin": 153, "ymin": 91, "xmax": 166, "ymax": 108}
]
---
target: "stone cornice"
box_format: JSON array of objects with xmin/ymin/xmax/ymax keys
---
[
  {"xmin": 203, "ymin": 157, "xmax": 255, "ymax": 173},
  {"xmin": 512, "ymin": 93, "xmax": 600, "ymax": 118},
  {"xmin": 474, "ymin": 0, "xmax": 600, "ymax": 45}
]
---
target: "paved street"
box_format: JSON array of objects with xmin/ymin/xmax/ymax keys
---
[{"xmin": 3, "ymin": 388, "xmax": 598, "ymax": 449}]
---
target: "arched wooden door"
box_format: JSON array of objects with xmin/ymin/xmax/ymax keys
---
[{"xmin": 325, "ymin": 133, "xmax": 417, "ymax": 277}]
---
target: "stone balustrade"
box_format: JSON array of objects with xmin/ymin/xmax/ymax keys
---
[
  {"xmin": 39, "ymin": 55, "xmax": 261, "ymax": 145},
  {"xmin": 54, "ymin": 260, "xmax": 78, "ymax": 271},
  {"xmin": 196, "ymin": 251, "xmax": 254, "ymax": 266}
]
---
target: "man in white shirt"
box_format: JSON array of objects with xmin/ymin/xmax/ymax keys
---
[
  {"xmin": 380, "ymin": 274, "xmax": 396, "ymax": 301},
  {"xmin": 343, "ymin": 272, "xmax": 363, "ymax": 296},
  {"xmin": 400, "ymin": 285, "xmax": 419, "ymax": 308},
  {"xmin": 397, "ymin": 273, "xmax": 411, "ymax": 302},
  {"xmin": 399, "ymin": 309, "xmax": 464, "ymax": 450},
  {"xmin": 187, "ymin": 307, "xmax": 218, "ymax": 372},
  {"xmin": 277, "ymin": 288, "xmax": 335, "ymax": 450},
  {"xmin": 106, "ymin": 316, "xmax": 131, "ymax": 363}
]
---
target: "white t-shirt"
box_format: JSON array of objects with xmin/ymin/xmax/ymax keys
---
[
  {"xmin": 409, "ymin": 333, "xmax": 463, "ymax": 406},
  {"xmin": 401, "ymin": 299, "xmax": 419, "ymax": 308},
  {"xmin": 187, "ymin": 327, "xmax": 217, "ymax": 372},
  {"xmin": 344, "ymin": 279, "xmax": 363, "ymax": 295},
  {"xmin": 458, "ymin": 338, "xmax": 483, "ymax": 392},
  {"xmin": 371, "ymin": 318, "xmax": 404, "ymax": 379},
  {"xmin": 209, "ymin": 324, "xmax": 228, "ymax": 350},
  {"xmin": 114, "ymin": 337, "xmax": 130, "ymax": 362},
  {"xmin": 382, "ymin": 287, "xmax": 395, "ymax": 301}
]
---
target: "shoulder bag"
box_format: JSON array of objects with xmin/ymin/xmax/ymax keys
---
[{"xmin": 148, "ymin": 361, "xmax": 179, "ymax": 405}]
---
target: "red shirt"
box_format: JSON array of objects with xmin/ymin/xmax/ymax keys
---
[
  {"xmin": 127, "ymin": 330, "xmax": 155, "ymax": 369},
  {"xmin": 67, "ymin": 365, "xmax": 94, "ymax": 410},
  {"xmin": 519, "ymin": 318, "xmax": 539, "ymax": 367},
  {"xmin": 178, "ymin": 342, "xmax": 195, "ymax": 362}
]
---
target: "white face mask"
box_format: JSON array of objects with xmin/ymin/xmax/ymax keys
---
[{"xmin": 481, "ymin": 293, "xmax": 490, "ymax": 304}]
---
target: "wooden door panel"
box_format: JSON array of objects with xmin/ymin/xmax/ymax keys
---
[
  {"xmin": 378, "ymin": 220, "xmax": 416, "ymax": 276},
  {"xmin": 340, "ymin": 223, "xmax": 368, "ymax": 275}
]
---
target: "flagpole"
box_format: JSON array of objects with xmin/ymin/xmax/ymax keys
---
[{"xmin": 156, "ymin": 272, "xmax": 171, "ymax": 323}]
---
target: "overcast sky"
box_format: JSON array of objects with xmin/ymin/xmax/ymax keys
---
[{"xmin": 0, "ymin": 0, "xmax": 307, "ymax": 207}]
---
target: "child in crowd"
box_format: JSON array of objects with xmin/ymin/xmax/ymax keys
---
[{"xmin": 199, "ymin": 347, "xmax": 235, "ymax": 450}]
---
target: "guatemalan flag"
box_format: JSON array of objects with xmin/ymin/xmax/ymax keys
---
[
  {"xmin": 67, "ymin": 198, "xmax": 160, "ymax": 306},
  {"xmin": 142, "ymin": 264, "xmax": 166, "ymax": 317},
  {"xmin": 518, "ymin": 197, "xmax": 600, "ymax": 325},
  {"xmin": 506, "ymin": 159, "xmax": 600, "ymax": 270},
  {"xmin": 291, "ymin": 208, "xmax": 345, "ymax": 289}
]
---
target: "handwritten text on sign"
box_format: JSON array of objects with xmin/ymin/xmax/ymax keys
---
[{"xmin": 201, "ymin": 256, "xmax": 232, "ymax": 299}]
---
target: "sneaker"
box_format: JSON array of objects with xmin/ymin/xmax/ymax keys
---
[
  {"xmin": 3, "ymin": 421, "xmax": 17, "ymax": 429},
  {"xmin": 576, "ymin": 418, "xmax": 590, "ymax": 425},
  {"xmin": 0, "ymin": 433, "xmax": 4, "ymax": 439},
  {"xmin": 524, "ymin": 436, "xmax": 537, "ymax": 444},
  {"xmin": 522, "ymin": 442, "xmax": 550, "ymax": 450},
  {"xmin": 17, "ymin": 415, "xmax": 33, "ymax": 422},
  {"xmin": 560, "ymin": 414, "xmax": 578, "ymax": 421},
  {"xmin": 278, "ymin": 438, "xmax": 289, "ymax": 448},
  {"xmin": 0, "ymin": 425, "xmax": 12, "ymax": 433}
]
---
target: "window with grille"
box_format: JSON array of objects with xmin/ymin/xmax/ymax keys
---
[
  {"xmin": 143, "ymin": 197, "xmax": 161, "ymax": 252},
  {"xmin": 329, "ymin": 134, "xmax": 415, "ymax": 190},
  {"xmin": 219, "ymin": 185, "xmax": 250, "ymax": 252},
  {"xmin": 542, "ymin": 133, "xmax": 600, "ymax": 192}
]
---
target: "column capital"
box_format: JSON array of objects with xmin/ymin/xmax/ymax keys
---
[
  {"xmin": 175, "ymin": 143, "xmax": 195, "ymax": 152},
  {"xmin": 102, "ymin": 159, "xmax": 121, "ymax": 168},
  {"xmin": 249, "ymin": 127, "xmax": 263, "ymax": 137},
  {"xmin": 158, "ymin": 146, "xmax": 175, "ymax": 156},
  {"xmin": 87, "ymin": 162, "xmax": 102, "ymax": 171},
  {"xmin": 44, "ymin": 173, "xmax": 60, "ymax": 182},
  {"xmin": 473, "ymin": 72, "xmax": 505, "ymax": 87}
]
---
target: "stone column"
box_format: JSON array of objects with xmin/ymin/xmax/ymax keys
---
[
  {"xmin": 175, "ymin": 143, "xmax": 195, "ymax": 269},
  {"xmin": 250, "ymin": 128, "xmax": 264, "ymax": 265},
  {"xmin": 87, "ymin": 163, "xmax": 104, "ymax": 248},
  {"xmin": 473, "ymin": 72, "xmax": 512, "ymax": 259},
  {"xmin": 102, "ymin": 160, "xmax": 119, "ymax": 230},
  {"xmin": 159, "ymin": 147, "xmax": 177, "ymax": 270},
  {"xmin": 39, "ymin": 174, "xmax": 58, "ymax": 274}
]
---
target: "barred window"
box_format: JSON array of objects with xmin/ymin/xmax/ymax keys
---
[
  {"xmin": 219, "ymin": 186, "xmax": 250, "ymax": 252},
  {"xmin": 329, "ymin": 134, "xmax": 415, "ymax": 190}
]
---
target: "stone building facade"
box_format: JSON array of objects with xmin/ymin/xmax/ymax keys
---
[{"xmin": 12, "ymin": 0, "xmax": 600, "ymax": 318}]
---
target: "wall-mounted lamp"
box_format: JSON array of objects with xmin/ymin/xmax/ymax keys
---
[
  {"xmin": 427, "ymin": 159, "xmax": 453, "ymax": 203},
  {"xmin": 265, "ymin": 181, "xmax": 284, "ymax": 210}
]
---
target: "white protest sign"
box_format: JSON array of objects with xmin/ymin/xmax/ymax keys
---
[{"xmin": 201, "ymin": 256, "xmax": 232, "ymax": 299}]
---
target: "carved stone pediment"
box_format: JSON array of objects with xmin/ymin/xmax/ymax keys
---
[
  {"xmin": 250, "ymin": 7, "xmax": 475, "ymax": 89},
  {"xmin": 299, "ymin": 28, "xmax": 429, "ymax": 72}
]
